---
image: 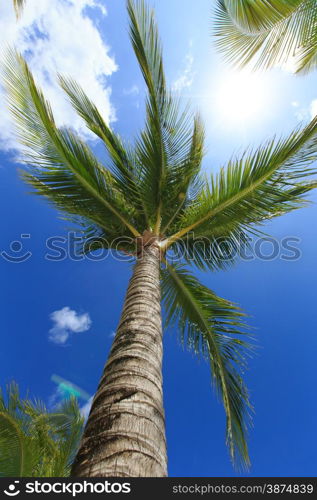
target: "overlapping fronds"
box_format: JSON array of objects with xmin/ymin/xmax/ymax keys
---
[
  {"xmin": 171, "ymin": 229, "xmax": 253, "ymax": 272},
  {"xmin": 161, "ymin": 263, "xmax": 253, "ymax": 468},
  {"xmin": 213, "ymin": 0, "xmax": 317, "ymax": 74},
  {"xmin": 58, "ymin": 76, "xmax": 150, "ymax": 228},
  {"xmin": 5, "ymin": 2, "xmax": 205, "ymax": 241},
  {"xmin": 3, "ymin": 50, "xmax": 141, "ymax": 243},
  {"xmin": 0, "ymin": 382, "xmax": 84, "ymax": 477},
  {"xmin": 220, "ymin": 0, "xmax": 303, "ymax": 32}
]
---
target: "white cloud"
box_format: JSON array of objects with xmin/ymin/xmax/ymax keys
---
[
  {"xmin": 49, "ymin": 306, "xmax": 92, "ymax": 344},
  {"xmin": 0, "ymin": 0, "xmax": 117, "ymax": 151},
  {"xmin": 123, "ymin": 84, "xmax": 139, "ymax": 96},
  {"xmin": 172, "ymin": 42, "xmax": 195, "ymax": 93},
  {"xmin": 80, "ymin": 396, "xmax": 93, "ymax": 419},
  {"xmin": 291, "ymin": 99, "xmax": 317, "ymax": 122},
  {"xmin": 294, "ymin": 107, "xmax": 309, "ymax": 122}
]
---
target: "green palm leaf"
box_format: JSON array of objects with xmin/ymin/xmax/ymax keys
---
[
  {"xmin": 128, "ymin": 0, "xmax": 168, "ymax": 229},
  {"xmin": 222, "ymin": 0, "xmax": 303, "ymax": 31},
  {"xmin": 128, "ymin": 0, "xmax": 204, "ymax": 232},
  {"xmin": 3, "ymin": 51, "xmax": 141, "ymax": 241},
  {"xmin": 0, "ymin": 412, "xmax": 25, "ymax": 476},
  {"xmin": 0, "ymin": 382, "xmax": 84, "ymax": 477},
  {"xmin": 213, "ymin": 0, "xmax": 317, "ymax": 74},
  {"xmin": 58, "ymin": 76, "xmax": 150, "ymax": 228},
  {"xmin": 172, "ymin": 229, "xmax": 253, "ymax": 272},
  {"xmin": 44, "ymin": 399, "xmax": 85, "ymax": 476},
  {"xmin": 166, "ymin": 119, "xmax": 317, "ymax": 254},
  {"xmin": 161, "ymin": 263, "xmax": 253, "ymax": 468}
]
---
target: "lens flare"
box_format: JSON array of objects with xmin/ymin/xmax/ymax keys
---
[{"xmin": 51, "ymin": 374, "xmax": 90, "ymax": 401}]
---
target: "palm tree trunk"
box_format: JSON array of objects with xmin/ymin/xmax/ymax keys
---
[{"xmin": 71, "ymin": 242, "xmax": 167, "ymax": 477}]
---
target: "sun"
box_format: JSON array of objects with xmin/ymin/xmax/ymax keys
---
[{"xmin": 213, "ymin": 70, "xmax": 271, "ymax": 126}]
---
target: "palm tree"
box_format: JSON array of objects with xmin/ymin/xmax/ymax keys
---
[
  {"xmin": 0, "ymin": 382, "xmax": 84, "ymax": 476},
  {"xmin": 214, "ymin": 0, "xmax": 317, "ymax": 74},
  {"xmin": 3, "ymin": 0, "xmax": 317, "ymax": 477}
]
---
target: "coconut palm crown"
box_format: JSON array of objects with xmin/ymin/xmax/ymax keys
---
[
  {"xmin": 3, "ymin": 0, "xmax": 317, "ymax": 474},
  {"xmin": 213, "ymin": 0, "xmax": 317, "ymax": 74}
]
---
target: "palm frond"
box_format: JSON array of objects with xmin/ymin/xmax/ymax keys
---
[
  {"xmin": 0, "ymin": 383, "xmax": 84, "ymax": 477},
  {"xmin": 221, "ymin": 0, "xmax": 303, "ymax": 32},
  {"xmin": 44, "ymin": 398, "xmax": 84, "ymax": 476},
  {"xmin": 166, "ymin": 118, "xmax": 317, "ymax": 248},
  {"xmin": 128, "ymin": 0, "xmax": 203, "ymax": 231},
  {"xmin": 161, "ymin": 115, "xmax": 205, "ymax": 234},
  {"xmin": 172, "ymin": 229, "xmax": 254, "ymax": 272},
  {"xmin": 3, "ymin": 50, "xmax": 141, "ymax": 240},
  {"xmin": 0, "ymin": 412, "xmax": 25, "ymax": 476},
  {"xmin": 64, "ymin": 219, "xmax": 138, "ymax": 258},
  {"xmin": 161, "ymin": 263, "xmax": 253, "ymax": 469},
  {"xmin": 128, "ymin": 0, "xmax": 167, "ymax": 228},
  {"xmin": 213, "ymin": 0, "xmax": 317, "ymax": 74},
  {"xmin": 59, "ymin": 76, "xmax": 150, "ymax": 227},
  {"xmin": 294, "ymin": 15, "xmax": 317, "ymax": 74}
]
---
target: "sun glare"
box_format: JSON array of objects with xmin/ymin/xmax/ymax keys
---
[{"xmin": 214, "ymin": 71, "xmax": 271, "ymax": 126}]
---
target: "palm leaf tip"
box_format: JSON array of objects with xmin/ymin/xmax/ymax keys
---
[
  {"xmin": 161, "ymin": 263, "xmax": 254, "ymax": 469},
  {"xmin": 127, "ymin": 0, "xmax": 166, "ymax": 97},
  {"xmin": 13, "ymin": 0, "xmax": 26, "ymax": 19}
]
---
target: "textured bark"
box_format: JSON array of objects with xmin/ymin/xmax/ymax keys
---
[{"xmin": 71, "ymin": 243, "xmax": 167, "ymax": 477}]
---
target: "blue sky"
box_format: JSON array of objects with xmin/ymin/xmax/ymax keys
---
[{"xmin": 1, "ymin": 0, "xmax": 317, "ymax": 477}]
